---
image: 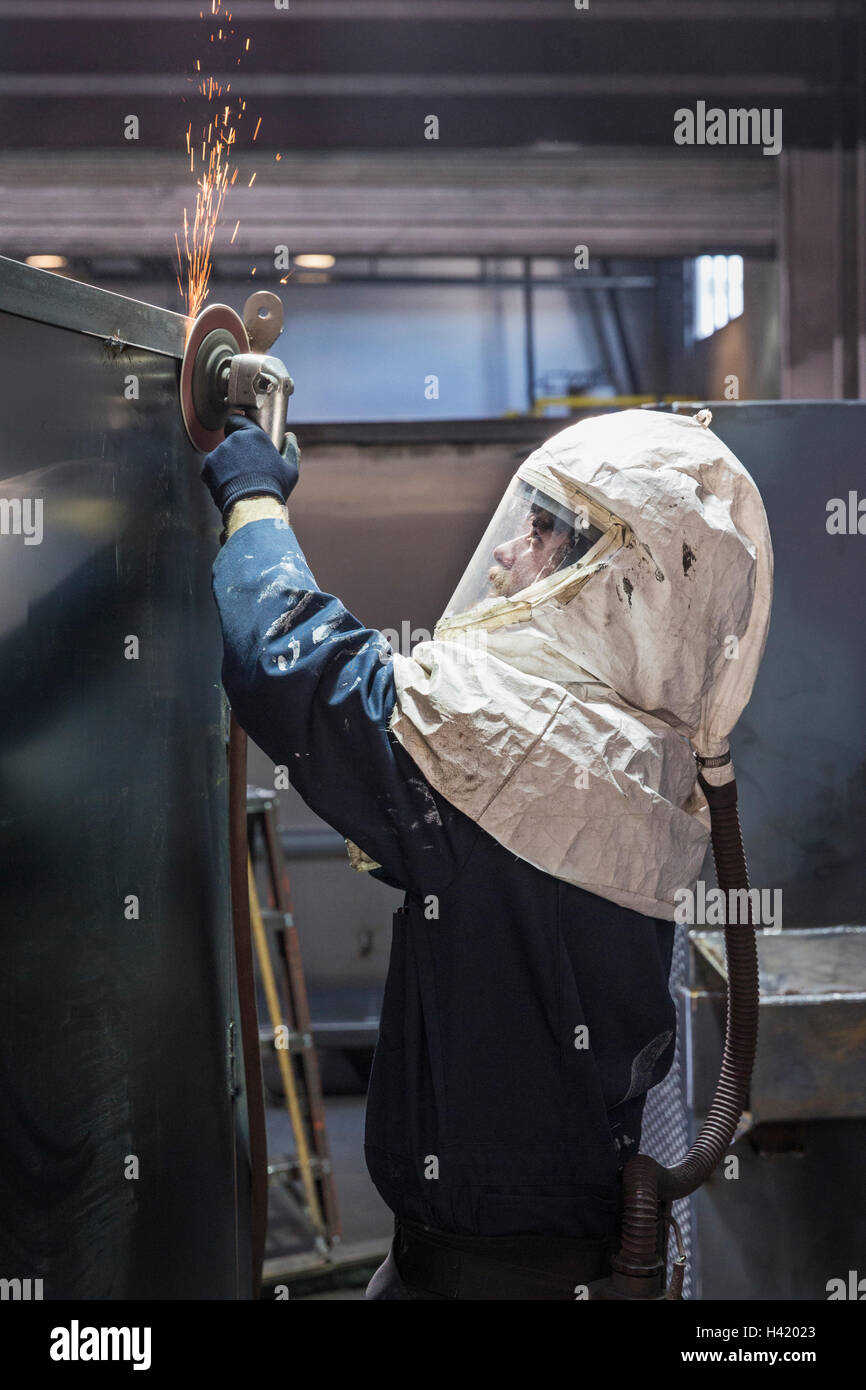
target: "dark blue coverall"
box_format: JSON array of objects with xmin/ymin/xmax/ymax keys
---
[{"xmin": 212, "ymin": 515, "xmax": 677, "ymax": 1297}]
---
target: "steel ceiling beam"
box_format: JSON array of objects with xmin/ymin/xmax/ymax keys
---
[
  {"xmin": 0, "ymin": 73, "xmax": 828, "ymax": 97},
  {"xmin": 0, "ymin": 149, "xmax": 778, "ymax": 258},
  {"xmin": 0, "ymin": 1, "xmax": 851, "ymax": 18}
]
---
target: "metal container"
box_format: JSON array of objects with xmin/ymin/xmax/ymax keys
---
[{"xmin": 691, "ymin": 927, "xmax": 866, "ymax": 1125}]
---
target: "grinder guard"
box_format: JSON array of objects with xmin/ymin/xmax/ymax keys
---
[{"xmin": 179, "ymin": 294, "xmax": 294, "ymax": 454}]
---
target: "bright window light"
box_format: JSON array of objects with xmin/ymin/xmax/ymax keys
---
[
  {"xmin": 727, "ymin": 254, "xmax": 744, "ymax": 319},
  {"xmin": 694, "ymin": 254, "xmax": 744, "ymax": 340},
  {"xmin": 26, "ymin": 254, "xmax": 68, "ymax": 270},
  {"xmin": 294, "ymin": 254, "xmax": 335, "ymax": 269}
]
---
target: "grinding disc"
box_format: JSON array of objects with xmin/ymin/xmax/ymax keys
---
[{"xmin": 180, "ymin": 303, "xmax": 250, "ymax": 452}]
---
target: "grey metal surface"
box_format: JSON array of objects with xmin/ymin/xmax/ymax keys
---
[
  {"xmin": 695, "ymin": 925, "xmax": 866, "ymax": 999},
  {"xmin": 690, "ymin": 928, "xmax": 866, "ymax": 1123},
  {"xmin": 686, "ymin": 935, "xmax": 866, "ymax": 1300},
  {"xmin": 671, "ymin": 401, "xmax": 866, "ymax": 925},
  {"xmin": 672, "ymin": 923, "xmax": 866, "ymax": 1299},
  {"xmin": 0, "ymin": 253, "xmax": 187, "ymax": 358},
  {"xmin": 646, "ymin": 402, "xmax": 866, "ymax": 1298},
  {"xmin": 0, "ymin": 264, "xmax": 251, "ymax": 1298},
  {"xmin": 692, "ymin": 1115, "xmax": 866, "ymax": 1301},
  {"xmin": 651, "ymin": 925, "xmax": 866, "ymax": 1299}
]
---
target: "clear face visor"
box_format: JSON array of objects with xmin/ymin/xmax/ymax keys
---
[{"xmin": 442, "ymin": 475, "xmax": 609, "ymax": 621}]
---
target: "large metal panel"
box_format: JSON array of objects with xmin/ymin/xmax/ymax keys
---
[
  {"xmin": 0, "ymin": 260, "xmax": 252, "ymax": 1299},
  {"xmin": 684, "ymin": 401, "xmax": 866, "ymax": 924},
  {"xmin": 641, "ymin": 401, "xmax": 866, "ymax": 1299}
]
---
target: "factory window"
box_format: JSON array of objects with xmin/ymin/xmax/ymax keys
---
[{"xmin": 694, "ymin": 254, "xmax": 744, "ymax": 340}]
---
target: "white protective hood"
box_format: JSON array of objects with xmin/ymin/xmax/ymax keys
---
[{"xmin": 359, "ymin": 408, "xmax": 773, "ymax": 920}]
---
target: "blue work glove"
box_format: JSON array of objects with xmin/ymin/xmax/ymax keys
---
[{"xmin": 201, "ymin": 413, "xmax": 300, "ymax": 523}]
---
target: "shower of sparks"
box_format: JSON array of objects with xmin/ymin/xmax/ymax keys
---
[{"xmin": 175, "ymin": 0, "xmax": 262, "ymax": 324}]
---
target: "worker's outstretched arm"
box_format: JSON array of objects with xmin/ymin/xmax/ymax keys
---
[{"xmin": 210, "ymin": 501, "xmax": 476, "ymax": 900}]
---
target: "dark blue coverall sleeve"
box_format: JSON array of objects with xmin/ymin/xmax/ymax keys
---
[{"xmin": 210, "ymin": 515, "xmax": 477, "ymax": 898}]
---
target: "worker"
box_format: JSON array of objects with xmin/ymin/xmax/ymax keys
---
[{"xmin": 202, "ymin": 406, "xmax": 769, "ymax": 1300}]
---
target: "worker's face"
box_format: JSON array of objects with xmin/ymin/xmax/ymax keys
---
[{"xmin": 488, "ymin": 507, "xmax": 573, "ymax": 598}]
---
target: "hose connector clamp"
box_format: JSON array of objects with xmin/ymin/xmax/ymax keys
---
[{"xmin": 693, "ymin": 750, "xmax": 732, "ymax": 769}]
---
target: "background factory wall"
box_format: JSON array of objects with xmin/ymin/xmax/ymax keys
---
[{"xmin": 43, "ymin": 255, "xmax": 780, "ymax": 421}]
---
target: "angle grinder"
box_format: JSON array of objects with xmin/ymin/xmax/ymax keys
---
[{"xmin": 179, "ymin": 290, "xmax": 294, "ymax": 453}]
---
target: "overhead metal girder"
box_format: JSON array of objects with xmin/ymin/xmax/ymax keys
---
[
  {"xmin": 0, "ymin": 150, "xmax": 778, "ymax": 259},
  {"xmin": 0, "ymin": 0, "xmax": 848, "ymax": 18}
]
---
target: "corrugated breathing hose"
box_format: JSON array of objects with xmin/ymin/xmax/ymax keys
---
[{"xmin": 611, "ymin": 765, "xmax": 760, "ymax": 1298}]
